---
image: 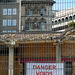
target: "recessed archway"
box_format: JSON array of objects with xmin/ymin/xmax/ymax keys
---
[
  {"xmin": 55, "ymin": 20, "xmax": 57, "ymax": 24},
  {"xmin": 73, "ymin": 15, "xmax": 75, "ymax": 19},
  {"xmin": 58, "ymin": 19, "xmax": 61, "ymax": 23},
  {"xmin": 69, "ymin": 16, "xmax": 72, "ymax": 21},
  {"xmin": 65, "ymin": 17, "xmax": 68, "ymax": 22},
  {"xmin": 62, "ymin": 18, "xmax": 64, "ymax": 22}
]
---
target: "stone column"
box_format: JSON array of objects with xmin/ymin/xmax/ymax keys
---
[
  {"xmin": 17, "ymin": 0, "xmax": 21, "ymax": 32},
  {"xmin": 9, "ymin": 46, "xmax": 14, "ymax": 75},
  {"xmin": 56, "ymin": 44, "xmax": 61, "ymax": 63}
]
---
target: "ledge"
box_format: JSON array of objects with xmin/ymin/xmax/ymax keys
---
[{"xmin": 21, "ymin": 1, "xmax": 56, "ymax": 5}]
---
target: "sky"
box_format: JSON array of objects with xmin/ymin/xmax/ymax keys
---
[{"xmin": 53, "ymin": 0, "xmax": 75, "ymax": 11}]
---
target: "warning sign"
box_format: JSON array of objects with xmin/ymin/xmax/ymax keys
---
[{"xmin": 25, "ymin": 63, "xmax": 64, "ymax": 75}]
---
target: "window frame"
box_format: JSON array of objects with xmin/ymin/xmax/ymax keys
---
[
  {"xmin": 8, "ymin": 19, "xmax": 11, "ymax": 26},
  {"xmin": 13, "ymin": 8, "xmax": 17, "ymax": 15},
  {"xmin": 26, "ymin": 22, "xmax": 32, "ymax": 30},
  {"xmin": 8, "ymin": 9, "xmax": 12, "ymax": 15},
  {"xmin": 3, "ymin": 9, "xmax": 7, "ymax": 15},
  {"xmin": 27, "ymin": 9, "xmax": 31, "ymax": 16},
  {"xmin": 12, "ymin": 19, "xmax": 17, "ymax": 26},
  {"xmin": 3, "ymin": 19, "xmax": 7, "ymax": 26}
]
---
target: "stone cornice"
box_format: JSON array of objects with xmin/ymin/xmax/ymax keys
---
[{"xmin": 21, "ymin": 1, "xmax": 56, "ymax": 5}]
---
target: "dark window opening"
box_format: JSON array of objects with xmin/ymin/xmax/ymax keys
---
[
  {"xmin": 52, "ymin": 25, "xmax": 68, "ymax": 31},
  {"xmin": 52, "ymin": 21, "xmax": 54, "ymax": 24},
  {"xmin": 65, "ymin": 62, "xmax": 72, "ymax": 75},
  {"xmin": 58, "ymin": 19, "xmax": 61, "ymax": 23},
  {"xmin": 65, "ymin": 17, "xmax": 68, "ymax": 22},
  {"xmin": 73, "ymin": 15, "xmax": 75, "ymax": 19},
  {"xmin": 55, "ymin": 20, "xmax": 57, "ymax": 24},
  {"xmin": 69, "ymin": 16, "xmax": 72, "ymax": 21},
  {"xmin": 0, "ymin": 50, "xmax": 9, "ymax": 55},
  {"xmin": 0, "ymin": 0, "xmax": 16, "ymax": 2},
  {"xmin": 62, "ymin": 18, "xmax": 64, "ymax": 22},
  {"xmin": 14, "ymin": 47, "xmax": 18, "ymax": 56}
]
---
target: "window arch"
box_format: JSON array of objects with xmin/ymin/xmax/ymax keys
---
[
  {"xmin": 55, "ymin": 20, "xmax": 57, "ymax": 24},
  {"xmin": 62, "ymin": 18, "xmax": 64, "ymax": 22},
  {"xmin": 73, "ymin": 15, "xmax": 75, "ymax": 19},
  {"xmin": 65, "ymin": 17, "xmax": 68, "ymax": 22},
  {"xmin": 58, "ymin": 19, "xmax": 61, "ymax": 23},
  {"xmin": 52, "ymin": 21, "xmax": 54, "ymax": 25},
  {"xmin": 25, "ymin": 18, "xmax": 32, "ymax": 22},
  {"xmin": 69, "ymin": 16, "xmax": 72, "ymax": 21},
  {"xmin": 39, "ymin": 18, "xmax": 46, "ymax": 23}
]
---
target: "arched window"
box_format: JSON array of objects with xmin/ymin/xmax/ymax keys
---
[
  {"xmin": 73, "ymin": 15, "xmax": 75, "ymax": 19},
  {"xmin": 52, "ymin": 21, "xmax": 54, "ymax": 25},
  {"xmin": 62, "ymin": 18, "xmax": 64, "ymax": 22},
  {"xmin": 69, "ymin": 16, "xmax": 72, "ymax": 21},
  {"xmin": 40, "ymin": 8, "xmax": 45, "ymax": 16},
  {"xmin": 55, "ymin": 20, "xmax": 57, "ymax": 24},
  {"xmin": 58, "ymin": 19, "xmax": 61, "ymax": 23},
  {"xmin": 65, "ymin": 17, "xmax": 68, "ymax": 22},
  {"xmin": 40, "ymin": 22, "xmax": 45, "ymax": 31}
]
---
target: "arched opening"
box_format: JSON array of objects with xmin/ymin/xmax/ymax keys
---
[
  {"xmin": 65, "ymin": 17, "xmax": 68, "ymax": 22},
  {"xmin": 52, "ymin": 21, "xmax": 54, "ymax": 25},
  {"xmin": 58, "ymin": 19, "xmax": 61, "ymax": 23},
  {"xmin": 73, "ymin": 15, "xmax": 75, "ymax": 19},
  {"xmin": 62, "ymin": 18, "xmax": 64, "ymax": 22},
  {"xmin": 39, "ymin": 18, "xmax": 46, "ymax": 23},
  {"xmin": 55, "ymin": 20, "xmax": 57, "ymax": 24},
  {"xmin": 69, "ymin": 16, "xmax": 72, "ymax": 21}
]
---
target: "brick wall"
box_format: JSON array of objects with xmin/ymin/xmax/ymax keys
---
[{"xmin": 19, "ymin": 43, "xmax": 56, "ymax": 58}]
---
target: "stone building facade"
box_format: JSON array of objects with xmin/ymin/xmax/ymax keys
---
[
  {"xmin": 0, "ymin": 0, "xmax": 55, "ymax": 33},
  {"xmin": 21, "ymin": 0, "xmax": 55, "ymax": 31},
  {"xmin": 52, "ymin": 6, "xmax": 75, "ymax": 32}
]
